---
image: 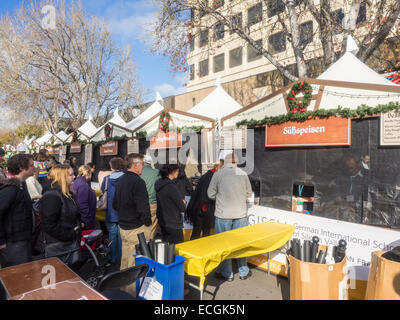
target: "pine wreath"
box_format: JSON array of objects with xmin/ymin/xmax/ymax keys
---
[
  {"xmin": 287, "ymin": 81, "xmax": 313, "ymax": 114},
  {"xmin": 104, "ymin": 124, "xmax": 112, "ymax": 138},
  {"xmin": 159, "ymin": 111, "xmax": 171, "ymax": 132}
]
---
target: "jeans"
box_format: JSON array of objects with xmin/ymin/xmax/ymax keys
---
[
  {"xmin": 214, "ymin": 217, "xmax": 249, "ymax": 279},
  {"xmin": 105, "ymin": 222, "xmax": 122, "ymax": 265}
]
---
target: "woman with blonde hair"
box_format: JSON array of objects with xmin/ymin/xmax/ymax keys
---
[
  {"xmin": 73, "ymin": 165, "xmax": 97, "ymax": 230},
  {"xmin": 40, "ymin": 164, "xmax": 82, "ymax": 266}
]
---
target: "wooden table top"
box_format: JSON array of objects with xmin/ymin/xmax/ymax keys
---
[
  {"xmin": 0, "ymin": 257, "xmax": 106, "ymax": 300},
  {"xmin": 10, "ymin": 277, "xmax": 107, "ymax": 300}
]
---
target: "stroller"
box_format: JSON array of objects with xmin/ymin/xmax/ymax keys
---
[{"xmin": 73, "ymin": 229, "xmax": 113, "ymax": 289}]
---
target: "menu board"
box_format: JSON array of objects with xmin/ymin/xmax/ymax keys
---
[
  {"xmin": 380, "ymin": 111, "xmax": 400, "ymax": 146},
  {"xmin": 219, "ymin": 126, "xmax": 247, "ymax": 149}
]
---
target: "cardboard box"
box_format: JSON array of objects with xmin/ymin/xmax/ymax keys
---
[
  {"xmin": 365, "ymin": 251, "xmax": 400, "ymax": 300},
  {"xmin": 288, "ymin": 247, "xmax": 348, "ymax": 300}
]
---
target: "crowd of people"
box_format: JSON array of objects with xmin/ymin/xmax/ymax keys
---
[{"xmin": 0, "ymin": 147, "xmax": 254, "ymax": 289}]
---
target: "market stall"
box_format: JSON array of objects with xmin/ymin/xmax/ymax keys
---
[
  {"xmin": 221, "ymin": 39, "xmax": 400, "ymax": 299},
  {"xmin": 187, "ymin": 76, "xmax": 244, "ymax": 174}
]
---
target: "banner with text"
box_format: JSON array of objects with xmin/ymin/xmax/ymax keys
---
[
  {"xmin": 265, "ymin": 117, "xmax": 351, "ymax": 147},
  {"xmin": 100, "ymin": 141, "xmax": 118, "ymax": 156},
  {"xmin": 69, "ymin": 142, "xmax": 82, "ymax": 153},
  {"xmin": 150, "ymin": 131, "xmax": 182, "ymax": 150}
]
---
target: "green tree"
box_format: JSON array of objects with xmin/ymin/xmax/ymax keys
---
[{"xmin": 15, "ymin": 122, "xmax": 45, "ymax": 140}]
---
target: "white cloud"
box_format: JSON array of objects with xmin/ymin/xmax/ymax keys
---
[
  {"xmin": 155, "ymin": 83, "xmax": 187, "ymax": 97},
  {"xmin": 100, "ymin": 0, "xmax": 159, "ymax": 41}
]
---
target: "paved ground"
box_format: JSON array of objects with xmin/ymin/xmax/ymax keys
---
[{"xmin": 184, "ymin": 263, "xmax": 289, "ymax": 300}]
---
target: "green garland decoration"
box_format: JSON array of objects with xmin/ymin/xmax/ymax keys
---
[
  {"xmin": 235, "ymin": 102, "xmax": 400, "ymax": 128},
  {"xmin": 287, "ymin": 81, "xmax": 313, "ymax": 113}
]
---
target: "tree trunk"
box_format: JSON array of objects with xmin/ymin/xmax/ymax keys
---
[{"xmin": 285, "ymin": 0, "xmax": 308, "ymax": 78}]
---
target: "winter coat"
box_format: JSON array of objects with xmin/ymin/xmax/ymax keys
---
[
  {"xmin": 0, "ymin": 176, "xmax": 33, "ymax": 245},
  {"xmin": 73, "ymin": 176, "xmax": 97, "ymax": 230},
  {"xmin": 207, "ymin": 164, "xmax": 252, "ymax": 220},
  {"xmin": 101, "ymin": 171, "xmax": 124, "ymax": 223},
  {"xmin": 155, "ymin": 177, "xmax": 187, "ymax": 230},
  {"xmin": 41, "ymin": 184, "xmax": 81, "ymax": 244},
  {"xmin": 112, "ymin": 171, "xmax": 151, "ymax": 230},
  {"xmin": 174, "ymin": 168, "xmax": 193, "ymax": 201},
  {"xmin": 186, "ymin": 170, "xmax": 216, "ymax": 224}
]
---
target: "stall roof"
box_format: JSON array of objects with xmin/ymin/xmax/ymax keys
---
[
  {"xmin": 318, "ymin": 51, "xmax": 398, "ymax": 86},
  {"xmin": 35, "ymin": 132, "xmax": 54, "ymax": 146},
  {"xmin": 188, "ymin": 76, "xmax": 243, "ymax": 119},
  {"xmin": 77, "ymin": 115, "xmax": 99, "ymax": 139},
  {"xmin": 126, "ymin": 93, "xmax": 164, "ymax": 132},
  {"xmin": 55, "ymin": 130, "xmax": 70, "ymax": 142},
  {"xmin": 108, "ymin": 107, "xmax": 127, "ymax": 127},
  {"xmin": 222, "ymin": 37, "xmax": 400, "ymax": 127}
]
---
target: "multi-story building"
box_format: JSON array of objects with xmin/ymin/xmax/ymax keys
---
[{"xmin": 174, "ymin": 0, "xmax": 373, "ymax": 112}]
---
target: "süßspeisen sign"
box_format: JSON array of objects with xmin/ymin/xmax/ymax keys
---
[{"xmin": 265, "ymin": 117, "xmax": 351, "ymax": 147}]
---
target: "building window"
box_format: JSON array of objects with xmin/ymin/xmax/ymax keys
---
[
  {"xmin": 299, "ymin": 21, "xmax": 313, "ymax": 47},
  {"xmin": 199, "ymin": 59, "xmax": 209, "ymax": 77},
  {"xmin": 268, "ymin": 0, "xmax": 285, "ymax": 17},
  {"xmin": 356, "ymin": 1, "xmax": 367, "ymax": 25},
  {"xmin": 213, "ymin": 0, "xmax": 224, "ymax": 10},
  {"xmin": 230, "ymin": 12, "xmax": 242, "ymax": 34},
  {"xmin": 331, "ymin": 9, "xmax": 344, "ymax": 34},
  {"xmin": 248, "ymin": 3, "xmax": 262, "ymax": 27},
  {"xmin": 190, "ymin": 64, "xmax": 195, "ymax": 80},
  {"xmin": 268, "ymin": 31, "xmax": 286, "ymax": 54},
  {"xmin": 200, "ymin": 29, "xmax": 208, "ymax": 47},
  {"xmin": 229, "ymin": 47, "xmax": 243, "ymax": 68},
  {"xmin": 214, "ymin": 23, "xmax": 225, "ymax": 41},
  {"xmin": 213, "ymin": 53, "xmax": 225, "ymax": 73},
  {"xmin": 248, "ymin": 39, "xmax": 262, "ymax": 62},
  {"xmin": 189, "ymin": 35, "xmax": 195, "ymax": 51}
]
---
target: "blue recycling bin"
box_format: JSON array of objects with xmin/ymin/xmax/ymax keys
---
[{"xmin": 134, "ymin": 254, "xmax": 186, "ymax": 300}]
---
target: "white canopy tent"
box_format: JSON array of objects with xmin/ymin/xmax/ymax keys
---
[
  {"xmin": 91, "ymin": 108, "xmax": 132, "ymax": 142},
  {"xmin": 188, "ymin": 76, "xmax": 244, "ymax": 120},
  {"xmin": 34, "ymin": 132, "xmax": 54, "ymax": 146},
  {"xmin": 54, "ymin": 130, "xmax": 71, "ymax": 144},
  {"xmin": 125, "ymin": 92, "xmax": 165, "ymax": 133},
  {"xmin": 76, "ymin": 115, "xmax": 99, "ymax": 141},
  {"xmin": 222, "ymin": 36, "xmax": 400, "ymax": 127}
]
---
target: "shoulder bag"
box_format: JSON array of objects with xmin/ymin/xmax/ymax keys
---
[{"xmin": 97, "ymin": 176, "xmax": 109, "ymax": 210}]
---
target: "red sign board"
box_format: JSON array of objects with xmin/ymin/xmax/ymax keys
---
[
  {"xmin": 69, "ymin": 142, "xmax": 81, "ymax": 153},
  {"xmin": 265, "ymin": 117, "xmax": 351, "ymax": 147},
  {"xmin": 100, "ymin": 141, "xmax": 118, "ymax": 156},
  {"xmin": 150, "ymin": 131, "xmax": 182, "ymax": 150}
]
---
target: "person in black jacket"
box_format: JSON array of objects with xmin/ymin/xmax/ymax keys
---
[
  {"xmin": 174, "ymin": 163, "xmax": 193, "ymax": 201},
  {"xmin": 0, "ymin": 154, "xmax": 35, "ymax": 268},
  {"xmin": 188, "ymin": 163, "xmax": 221, "ymax": 240},
  {"xmin": 155, "ymin": 164, "xmax": 187, "ymax": 244},
  {"xmin": 41, "ymin": 164, "xmax": 82, "ymax": 266},
  {"xmin": 113, "ymin": 153, "xmax": 151, "ymax": 273}
]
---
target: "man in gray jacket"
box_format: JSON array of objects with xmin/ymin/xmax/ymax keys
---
[{"xmin": 207, "ymin": 153, "xmax": 252, "ymax": 281}]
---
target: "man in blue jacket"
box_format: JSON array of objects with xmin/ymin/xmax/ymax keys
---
[{"xmin": 101, "ymin": 157, "xmax": 126, "ymax": 267}]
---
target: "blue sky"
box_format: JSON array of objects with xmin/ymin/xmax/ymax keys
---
[{"xmin": 0, "ymin": 0, "xmax": 188, "ymax": 102}]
